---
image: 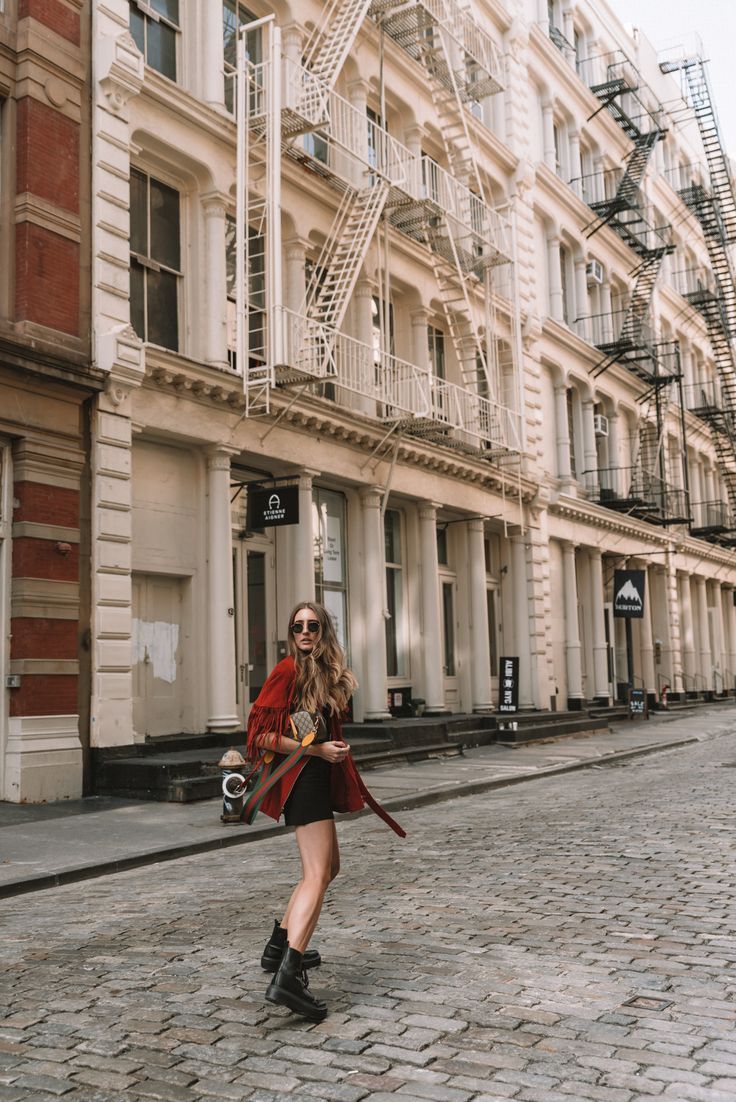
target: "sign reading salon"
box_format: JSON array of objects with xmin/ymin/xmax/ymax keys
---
[
  {"xmin": 247, "ymin": 485, "xmax": 299, "ymax": 528},
  {"xmin": 613, "ymin": 569, "xmax": 646, "ymax": 618}
]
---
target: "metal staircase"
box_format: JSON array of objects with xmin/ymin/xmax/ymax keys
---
[
  {"xmin": 304, "ymin": 0, "xmax": 373, "ymax": 90},
  {"xmin": 370, "ymin": 0, "xmax": 506, "ymax": 402},
  {"xmin": 660, "ymin": 54, "xmax": 736, "ymax": 544},
  {"xmin": 308, "ymin": 184, "xmax": 389, "ymax": 332}
]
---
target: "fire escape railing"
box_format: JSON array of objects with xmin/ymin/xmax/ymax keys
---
[
  {"xmin": 275, "ymin": 308, "xmax": 521, "ymax": 454},
  {"xmin": 659, "ymin": 54, "xmax": 736, "ymax": 545}
]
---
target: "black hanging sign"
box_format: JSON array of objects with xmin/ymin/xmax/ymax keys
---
[
  {"xmin": 613, "ymin": 569, "xmax": 646, "ymax": 619},
  {"xmin": 247, "ymin": 484, "xmax": 299, "ymax": 528},
  {"xmin": 498, "ymin": 656, "xmax": 519, "ymax": 713}
]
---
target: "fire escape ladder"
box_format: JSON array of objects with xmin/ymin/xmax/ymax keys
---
[
  {"xmin": 303, "ymin": 0, "xmax": 373, "ymax": 91},
  {"xmin": 592, "ymin": 250, "xmax": 665, "ymax": 379},
  {"xmin": 585, "ymin": 131, "xmax": 661, "ymax": 241},
  {"xmin": 308, "ymin": 183, "xmax": 389, "ymax": 331},
  {"xmin": 662, "ymin": 55, "xmax": 736, "ymax": 535}
]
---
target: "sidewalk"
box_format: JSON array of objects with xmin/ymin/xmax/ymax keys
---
[{"xmin": 1, "ymin": 704, "xmax": 734, "ymax": 898}]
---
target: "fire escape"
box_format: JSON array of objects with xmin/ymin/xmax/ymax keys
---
[
  {"xmin": 236, "ymin": 3, "xmax": 522, "ymax": 461},
  {"xmin": 575, "ymin": 52, "xmax": 689, "ymax": 525},
  {"xmin": 661, "ymin": 55, "xmax": 736, "ymax": 546}
]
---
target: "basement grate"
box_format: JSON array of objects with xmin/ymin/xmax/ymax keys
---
[{"xmin": 622, "ymin": 995, "xmax": 673, "ymax": 1011}]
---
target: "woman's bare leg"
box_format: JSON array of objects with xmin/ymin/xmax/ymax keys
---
[
  {"xmin": 281, "ymin": 821, "xmax": 340, "ymax": 935},
  {"xmin": 285, "ymin": 819, "xmax": 338, "ymax": 953}
]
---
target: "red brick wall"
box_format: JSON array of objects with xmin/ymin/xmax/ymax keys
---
[
  {"xmin": 15, "ymin": 224, "xmax": 80, "ymax": 336},
  {"xmin": 16, "ymin": 98, "xmax": 80, "ymax": 215},
  {"xmin": 12, "ymin": 536, "xmax": 79, "ymax": 583},
  {"xmin": 9, "ymin": 676, "xmax": 79, "ymax": 718},
  {"xmin": 14, "ymin": 482, "xmax": 81, "ymax": 528},
  {"xmin": 18, "ymin": 0, "xmax": 81, "ymax": 46},
  {"xmin": 11, "ymin": 618, "xmax": 78, "ymax": 660}
]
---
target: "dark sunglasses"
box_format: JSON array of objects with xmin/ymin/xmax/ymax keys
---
[{"xmin": 291, "ymin": 620, "xmax": 320, "ymax": 634}]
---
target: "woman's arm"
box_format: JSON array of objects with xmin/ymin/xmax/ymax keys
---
[{"xmin": 260, "ymin": 731, "xmax": 350, "ymax": 762}]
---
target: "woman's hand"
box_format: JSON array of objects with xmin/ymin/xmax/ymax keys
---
[{"xmin": 316, "ymin": 740, "xmax": 351, "ymax": 764}]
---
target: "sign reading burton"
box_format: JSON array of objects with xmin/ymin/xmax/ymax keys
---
[{"xmin": 613, "ymin": 569, "xmax": 646, "ymax": 618}]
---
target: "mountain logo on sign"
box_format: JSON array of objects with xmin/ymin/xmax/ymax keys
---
[{"xmin": 615, "ymin": 579, "xmax": 642, "ymax": 607}]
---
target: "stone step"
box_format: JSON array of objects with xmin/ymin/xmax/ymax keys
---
[{"xmin": 494, "ymin": 717, "xmax": 611, "ymax": 745}]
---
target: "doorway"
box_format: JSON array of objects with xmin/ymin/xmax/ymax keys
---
[
  {"xmin": 440, "ymin": 571, "xmax": 459, "ymax": 709},
  {"xmin": 132, "ymin": 573, "xmax": 186, "ymax": 737},
  {"xmin": 234, "ymin": 535, "xmax": 276, "ymax": 725}
]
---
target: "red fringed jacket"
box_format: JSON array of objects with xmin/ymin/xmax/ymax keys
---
[{"xmin": 245, "ymin": 656, "xmax": 406, "ymax": 837}]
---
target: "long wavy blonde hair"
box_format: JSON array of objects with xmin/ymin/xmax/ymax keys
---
[{"xmin": 288, "ymin": 600, "xmax": 358, "ymax": 714}]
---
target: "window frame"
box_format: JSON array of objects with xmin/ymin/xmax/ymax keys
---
[
  {"xmin": 384, "ymin": 508, "xmax": 408, "ymax": 680},
  {"xmin": 130, "ymin": 167, "xmax": 183, "ymax": 352},
  {"xmin": 129, "ymin": 0, "xmax": 181, "ymax": 82}
]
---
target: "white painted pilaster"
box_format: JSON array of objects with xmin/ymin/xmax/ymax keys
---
[
  {"xmin": 467, "ymin": 518, "xmax": 493, "ymax": 712},
  {"xmin": 418, "ymin": 502, "xmax": 448, "ymax": 714},
  {"xmin": 206, "ymin": 448, "xmax": 239, "ymax": 732}
]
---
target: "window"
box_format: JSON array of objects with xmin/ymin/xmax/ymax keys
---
[
  {"xmin": 226, "ymin": 215, "xmax": 266, "ymax": 369},
  {"xmin": 486, "ymin": 589, "xmax": 498, "ymax": 673},
  {"xmin": 384, "ymin": 510, "xmax": 407, "ymax": 678},
  {"xmin": 313, "ymin": 488, "xmax": 349, "ymax": 653},
  {"xmin": 223, "ymin": 2, "xmax": 261, "ymax": 112},
  {"xmin": 427, "ymin": 326, "xmax": 445, "ymax": 379},
  {"xmin": 560, "ymin": 243, "xmax": 571, "ymax": 324},
  {"xmin": 130, "ymin": 169, "xmax": 181, "ymax": 351},
  {"xmin": 566, "ymin": 387, "xmax": 577, "ymax": 478},
  {"xmin": 129, "ymin": 0, "xmax": 179, "ymax": 82},
  {"xmin": 436, "ymin": 525, "xmax": 448, "ymax": 565},
  {"xmin": 422, "ymin": 154, "xmax": 441, "ymax": 205}
]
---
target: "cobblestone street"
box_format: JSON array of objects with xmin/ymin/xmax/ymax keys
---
[{"xmin": 2, "ymin": 732, "xmax": 736, "ymax": 1102}]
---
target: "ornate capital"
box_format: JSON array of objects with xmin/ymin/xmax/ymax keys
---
[
  {"xmin": 97, "ymin": 324, "xmax": 144, "ymax": 393},
  {"xmin": 201, "ymin": 191, "xmax": 229, "ymax": 220},
  {"xmin": 359, "ymin": 485, "xmax": 383, "ymax": 510},
  {"xmin": 207, "ymin": 446, "xmax": 239, "ymax": 472},
  {"xmin": 97, "ymin": 32, "xmax": 144, "ymax": 113}
]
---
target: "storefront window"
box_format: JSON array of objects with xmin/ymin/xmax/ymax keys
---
[
  {"xmin": 313, "ymin": 488, "xmax": 349, "ymax": 653},
  {"xmin": 223, "ymin": 1, "xmax": 261, "ymax": 113},
  {"xmin": 442, "ymin": 579, "xmax": 455, "ymax": 676},
  {"xmin": 384, "ymin": 510, "xmax": 406, "ymax": 677}
]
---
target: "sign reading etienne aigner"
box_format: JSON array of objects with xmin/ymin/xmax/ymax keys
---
[
  {"xmin": 612, "ymin": 569, "xmax": 646, "ymax": 619},
  {"xmin": 247, "ymin": 485, "xmax": 300, "ymax": 528}
]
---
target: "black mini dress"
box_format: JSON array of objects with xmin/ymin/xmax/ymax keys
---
[{"xmin": 283, "ymin": 707, "xmax": 334, "ymax": 828}]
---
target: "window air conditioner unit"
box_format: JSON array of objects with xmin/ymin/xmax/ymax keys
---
[
  {"xmin": 594, "ymin": 413, "xmax": 609, "ymax": 437},
  {"xmin": 586, "ymin": 259, "xmax": 604, "ymax": 285}
]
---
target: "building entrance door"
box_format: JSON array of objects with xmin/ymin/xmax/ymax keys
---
[
  {"xmin": 604, "ymin": 601, "xmax": 618, "ymax": 702},
  {"xmin": 132, "ymin": 573, "xmax": 185, "ymax": 737},
  {"xmin": 440, "ymin": 571, "xmax": 459, "ymax": 710},
  {"xmin": 234, "ymin": 535, "xmax": 276, "ymax": 726}
]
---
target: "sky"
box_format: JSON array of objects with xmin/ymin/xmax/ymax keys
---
[{"xmin": 610, "ymin": 0, "xmax": 736, "ymax": 156}]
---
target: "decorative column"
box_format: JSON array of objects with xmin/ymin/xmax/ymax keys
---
[
  {"xmin": 711, "ymin": 581, "xmax": 726, "ymax": 694},
  {"xmin": 202, "ymin": 193, "xmax": 230, "ymax": 370},
  {"xmin": 574, "ymin": 256, "xmax": 588, "ymax": 328},
  {"xmin": 601, "ymin": 279, "xmax": 613, "ymax": 343},
  {"xmin": 418, "ymin": 502, "xmax": 448, "ymax": 714},
  {"xmin": 561, "ymin": 541, "xmax": 584, "ymax": 708},
  {"xmin": 284, "ymin": 238, "xmax": 307, "ymax": 314},
  {"xmin": 294, "ymin": 469, "xmax": 318, "ymax": 604},
  {"xmin": 694, "ymin": 574, "xmax": 711, "ymax": 693},
  {"xmin": 467, "ymin": 519, "xmax": 493, "ymax": 712},
  {"xmin": 410, "ymin": 307, "xmax": 430, "ymax": 370},
  {"xmin": 554, "ymin": 381, "xmax": 572, "ymax": 483},
  {"xmin": 589, "ymin": 549, "xmax": 609, "ymax": 705},
  {"xmin": 569, "ymin": 131, "xmax": 582, "ymax": 195},
  {"xmin": 547, "ymin": 233, "xmax": 563, "ymax": 321},
  {"xmin": 581, "ymin": 398, "xmax": 598, "ymax": 492},
  {"xmin": 678, "ymin": 572, "xmax": 696, "ymax": 692},
  {"xmin": 206, "ymin": 448, "xmax": 239, "ymax": 732},
  {"xmin": 724, "ymin": 584, "xmax": 736, "ymax": 692},
  {"xmin": 203, "ymin": 0, "xmax": 226, "ymax": 108},
  {"xmin": 511, "ymin": 534, "xmax": 533, "ymax": 709},
  {"xmin": 359, "ymin": 488, "xmax": 391, "ymax": 720},
  {"xmin": 638, "ymin": 564, "xmax": 656, "ymax": 704}
]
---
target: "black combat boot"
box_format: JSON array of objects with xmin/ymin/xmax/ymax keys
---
[
  {"xmin": 260, "ymin": 920, "xmax": 322, "ymax": 973},
  {"xmin": 265, "ymin": 946, "xmax": 327, "ymax": 1022}
]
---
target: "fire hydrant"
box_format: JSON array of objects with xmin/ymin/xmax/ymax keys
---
[
  {"xmin": 219, "ymin": 748, "xmax": 247, "ymax": 823},
  {"xmin": 660, "ymin": 685, "xmax": 669, "ymax": 710}
]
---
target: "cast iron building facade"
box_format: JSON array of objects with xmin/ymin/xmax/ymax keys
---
[{"xmin": 3, "ymin": 0, "xmax": 736, "ymax": 800}]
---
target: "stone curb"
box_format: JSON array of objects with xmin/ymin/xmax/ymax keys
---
[{"xmin": 0, "ymin": 732, "xmax": 703, "ymax": 900}]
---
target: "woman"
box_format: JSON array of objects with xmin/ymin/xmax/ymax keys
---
[{"xmin": 246, "ymin": 600, "xmax": 405, "ymax": 1022}]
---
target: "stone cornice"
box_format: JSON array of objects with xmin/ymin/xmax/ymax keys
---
[{"xmin": 143, "ymin": 349, "xmax": 537, "ymax": 504}]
